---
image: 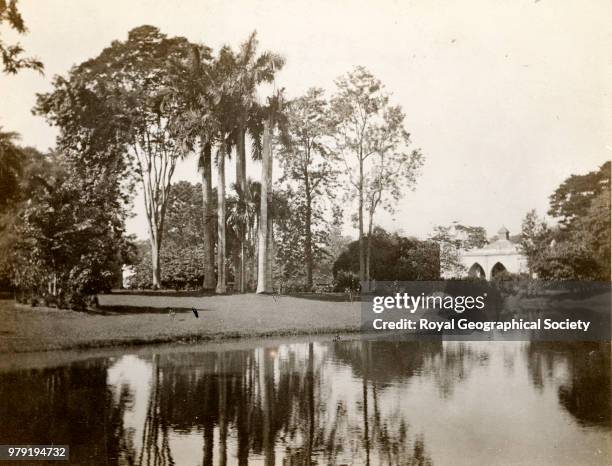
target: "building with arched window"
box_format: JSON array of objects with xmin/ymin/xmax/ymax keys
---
[{"xmin": 460, "ymin": 226, "xmax": 529, "ymax": 280}]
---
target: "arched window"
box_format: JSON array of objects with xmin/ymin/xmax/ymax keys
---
[
  {"xmin": 491, "ymin": 262, "xmax": 507, "ymax": 279},
  {"xmin": 468, "ymin": 263, "xmax": 485, "ymax": 279}
]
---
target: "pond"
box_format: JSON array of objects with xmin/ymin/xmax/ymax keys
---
[{"xmin": 0, "ymin": 338, "xmax": 609, "ymax": 465}]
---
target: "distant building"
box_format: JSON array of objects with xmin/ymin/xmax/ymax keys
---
[{"xmin": 459, "ymin": 226, "xmax": 529, "ymax": 280}]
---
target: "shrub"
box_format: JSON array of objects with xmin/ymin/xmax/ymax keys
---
[{"xmin": 333, "ymin": 270, "xmax": 360, "ymax": 292}]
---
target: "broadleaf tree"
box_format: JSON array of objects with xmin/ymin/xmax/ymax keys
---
[
  {"xmin": 37, "ymin": 25, "xmax": 195, "ymax": 288},
  {"xmin": 330, "ymin": 67, "xmax": 422, "ymax": 287},
  {"xmin": 277, "ymin": 87, "xmax": 339, "ymax": 288},
  {"xmin": 364, "ymin": 104, "xmax": 423, "ymax": 282}
]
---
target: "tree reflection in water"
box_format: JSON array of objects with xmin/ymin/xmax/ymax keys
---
[
  {"xmin": 130, "ymin": 340, "xmax": 437, "ymax": 465},
  {"xmin": 0, "ymin": 360, "xmax": 129, "ymax": 464},
  {"xmin": 0, "ymin": 339, "xmax": 609, "ymax": 465},
  {"xmin": 526, "ymin": 342, "xmax": 611, "ymax": 428}
]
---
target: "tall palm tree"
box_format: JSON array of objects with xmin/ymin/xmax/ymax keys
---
[
  {"xmin": 231, "ymin": 32, "xmax": 285, "ymax": 192},
  {"xmin": 227, "ymin": 179, "xmax": 261, "ymax": 290},
  {"xmin": 179, "ymin": 43, "xmax": 238, "ymax": 294},
  {"xmin": 256, "ymin": 91, "xmax": 287, "ymax": 293},
  {"xmin": 216, "ymin": 140, "xmax": 228, "ymax": 293},
  {"xmin": 165, "ymin": 44, "xmax": 218, "ymax": 289},
  {"xmin": 198, "ymin": 140, "xmax": 216, "ymax": 289},
  {"xmin": 211, "ymin": 45, "xmax": 243, "ymax": 294},
  {"xmin": 225, "ymin": 32, "xmax": 285, "ymax": 292},
  {"xmin": 245, "ymin": 179, "xmax": 261, "ymax": 289}
]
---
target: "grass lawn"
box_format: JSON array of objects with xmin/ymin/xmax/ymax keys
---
[{"xmin": 0, "ymin": 294, "xmax": 361, "ymax": 353}]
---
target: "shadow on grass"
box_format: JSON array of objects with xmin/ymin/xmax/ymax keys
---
[
  {"xmin": 109, "ymin": 289, "xmax": 219, "ymax": 297},
  {"xmin": 282, "ymin": 292, "xmax": 365, "ymax": 302},
  {"xmin": 97, "ymin": 305, "xmax": 206, "ymax": 315}
]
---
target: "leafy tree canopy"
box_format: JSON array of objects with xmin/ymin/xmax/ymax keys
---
[
  {"xmin": 334, "ymin": 227, "xmax": 439, "ymax": 281},
  {"xmin": 430, "ymin": 223, "xmax": 487, "ymax": 277},
  {"xmin": 0, "ymin": 148, "xmax": 134, "ymax": 306},
  {"xmin": 548, "ymin": 161, "xmax": 610, "ymax": 228},
  {"xmin": 521, "ymin": 162, "xmax": 610, "ymax": 281},
  {"xmin": 0, "ymin": 0, "xmax": 43, "ymax": 74}
]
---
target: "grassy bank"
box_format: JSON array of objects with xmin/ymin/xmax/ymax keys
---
[{"xmin": 0, "ymin": 294, "xmax": 361, "ymax": 354}]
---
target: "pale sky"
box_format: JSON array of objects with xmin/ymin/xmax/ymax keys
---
[{"xmin": 1, "ymin": 0, "xmax": 610, "ymax": 241}]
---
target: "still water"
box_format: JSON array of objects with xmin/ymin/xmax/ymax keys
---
[{"xmin": 0, "ymin": 339, "xmax": 609, "ymax": 465}]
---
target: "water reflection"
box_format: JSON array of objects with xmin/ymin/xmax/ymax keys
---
[
  {"xmin": 0, "ymin": 339, "xmax": 609, "ymax": 465},
  {"xmin": 526, "ymin": 342, "xmax": 611, "ymax": 428}
]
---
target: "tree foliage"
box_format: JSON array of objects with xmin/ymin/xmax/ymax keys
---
[
  {"xmin": 0, "ymin": 149, "xmax": 134, "ymax": 307},
  {"xmin": 277, "ymin": 87, "xmax": 339, "ymax": 287},
  {"xmin": 548, "ymin": 161, "xmax": 610, "ymax": 228},
  {"xmin": 36, "ymin": 25, "xmax": 197, "ymax": 288},
  {"xmin": 329, "ymin": 66, "xmax": 422, "ymax": 283},
  {"xmin": 519, "ymin": 210, "xmax": 550, "ymax": 274},
  {"xmin": 0, "ymin": 0, "xmax": 43, "ymax": 74},
  {"xmin": 273, "ymin": 186, "xmax": 338, "ymax": 288},
  {"xmin": 0, "ymin": 128, "xmax": 24, "ymax": 211},
  {"xmin": 521, "ymin": 162, "xmax": 611, "ymax": 281},
  {"xmin": 128, "ymin": 181, "xmax": 217, "ymax": 289},
  {"xmin": 430, "ymin": 223, "xmax": 487, "ymax": 277},
  {"xmin": 334, "ymin": 227, "xmax": 439, "ymax": 282}
]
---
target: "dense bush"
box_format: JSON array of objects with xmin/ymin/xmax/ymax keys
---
[
  {"xmin": 333, "ymin": 270, "xmax": 360, "ymax": 292},
  {"xmin": 127, "ymin": 241, "xmax": 208, "ymax": 290},
  {"xmin": 0, "ymin": 149, "xmax": 132, "ymax": 310},
  {"xmin": 333, "ymin": 227, "xmax": 439, "ymax": 281}
]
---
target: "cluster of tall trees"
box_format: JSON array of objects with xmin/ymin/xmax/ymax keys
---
[
  {"xmin": 34, "ymin": 26, "xmax": 288, "ymax": 294},
  {"xmin": 520, "ymin": 161, "xmax": 610, "ymax": 281},
  {"xmin": 2, "ymin": 21, "xmax": 422, "ymax": 299}
]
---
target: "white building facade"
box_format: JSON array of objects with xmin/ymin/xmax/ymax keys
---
[{"xmin": 459, "ymin": 227, "xmax": 529, "ymax": 280}]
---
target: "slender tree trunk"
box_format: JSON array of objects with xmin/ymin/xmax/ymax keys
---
[
  {"xmin": 216, "ymin": 145, "xmax": 227, "ymax": 294},
  {"xmin": 267, "ymin": 215, "xmax": 274, "ymax": 292},
  {"xmin": 266, "ymin": 144, "xmax": 274, "ymax": 291},
  {"xmin": 305, "ymin": 177, "xmax": 313, "ymax": 289},
  {"xmin": 236, "ymin": 124, "xmax": 247, "ymax": 195},
  {"xmin": 150, "ymin": 230, "xmax": 162, "ymax": 289},
  {"xmin": 236, "ymin": 124, "xmax": 247, "ymax": 293},
  {"xmin": 257, "ymin": 120, "xmax": 273, "ymax": 293},
  {"xmin": 235, "ymin": 246, "xmax": 243, "ymax": 294},
  {"xmin": 231, "ymin": 245, "xmax": 240, "ymax": 291},
  {"xmin": 358, "ymin": 152, "xmax": 365, "ymax": 286},
  {"xmin": 200, "ymin": 141, "xmax": 215, "ymax": 290},
  {"xmin": 247, "ymin": 224, "xmax": 254, "ymax": 290},
  {"xmin": 254, "ymin": 217, "xmax": 259, "ymax": 285},
  {"xmin": 240, "ymin": 240, "xmax": 246, "ymax": 293},
  {"xmin": 366, "ymin": 206, "xmax": 374, "ymax": 288}
]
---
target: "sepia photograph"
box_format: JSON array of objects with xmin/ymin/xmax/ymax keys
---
[{"xmin": 0, "ymin": 1, "xmax": 610, "ymax": 464}]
